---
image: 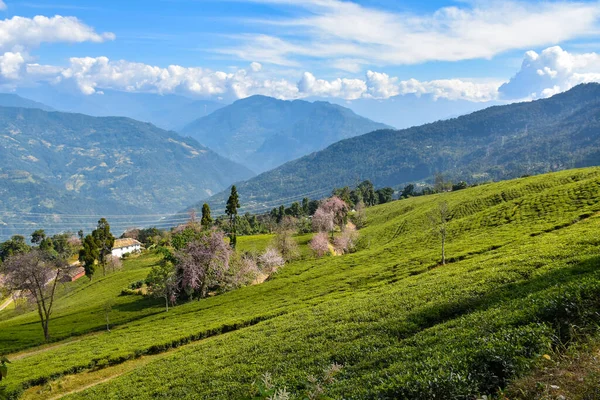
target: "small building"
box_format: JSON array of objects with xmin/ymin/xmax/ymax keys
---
[
  {"xmin": 61, "ymin": 266, "xmax": 86, "ymax": 282},
  {"xmin": 111, "ymin": 238, "xmax": 142, "ymax": 258}
]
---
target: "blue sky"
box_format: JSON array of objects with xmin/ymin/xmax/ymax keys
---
[{"xmin": 2, "ymin": 0, "xmax": 600, "ymax": 102}]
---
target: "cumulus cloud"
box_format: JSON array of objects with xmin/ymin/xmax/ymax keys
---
[
  {"xmin": 55, "ymin": 56, "xmax": 299, "ymax": 99},
  {"xmin": 7, "ymin": 53, "xmax": 497, "ymax": 102},
  {"xmin": 0, "ymin": 15, "xmax": 114, "ymax": 52},
  {"xmin": 222, "ymin": 0, "xmax": 600, "ymax": 68},
  {"xmin": 499, "ymin": 46, "xmax": 600, "ymax": 99},
  {"xmin": 0, "ymin": 51, "xmax": 24, "ymax": 80}
]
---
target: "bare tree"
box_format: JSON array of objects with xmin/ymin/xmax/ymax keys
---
[
  {"xmin": 272, "ymin": 229, "xmax": 299, "ymax": 262},
  {"xmin": 2, "ymin": 250, "xmax": 68, "ymax": 341},
  {"xmin": 428, "ymin": 201, "xmax": 451, "ymax": 265}
]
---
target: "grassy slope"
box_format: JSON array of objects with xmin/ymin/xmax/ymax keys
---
[{"xmin": 4, "ymin": 168, "xmax": 600, "ymax": 398}]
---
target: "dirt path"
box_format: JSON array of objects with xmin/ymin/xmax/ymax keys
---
[
  {"xmin": 21, "ymin": 352, "xmax": 169, "ymax": 400},
  {"xmin": 10, "ymin": 337, "xmax": 85, "ymax": 361},
  {"xmin": 0, "ymin": 296, "xmax": 13, "ymax": 312},
  {"xmin": 48, "ymin": 373, "xmax": 124, "ymax": 400}
]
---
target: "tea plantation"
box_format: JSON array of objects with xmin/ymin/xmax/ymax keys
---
[{"xmin": 4, "ymin": 168, "xmax": 600, "ymax": 399}]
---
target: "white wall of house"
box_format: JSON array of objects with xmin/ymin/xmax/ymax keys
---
[{"xmin": 111, "ymin": 244, "xmax": 141, "ymax": 258}]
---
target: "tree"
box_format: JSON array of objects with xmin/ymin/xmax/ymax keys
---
[
  {"xmin": 359, "ymin": 180, "xmax": 377, "ymax": 206},
  {"xmin": 225, "ymin": 186, "xmax": 240, "ymax": 248},
  {"xmin": 333, "ymin": 224, "xmax": 359, "ymax": 255},
  {"xmin": 92, "ymin": 218, "xmax": 115, "ymax": 276},
  {"xmin": 312, "ymin": 208, "xmax": 335, "ymax": 233},
  {"xmin": 79, "ymin": 235, "xmax": 99, "ymax": 279},
  {"xmin": 434, "ymin": 173, "xmax": 452, "ymax": 193},
  {"xmin": 272, "ymin": 229, "xmax": 299, "ymax": 262},
  {"xmin": 31, "ymin": 229, "xmax": 46, "ymax": 245},
  {"xmin": 310, "ymin": 232, "xmax": 330, "ymax": 258},
  {"xmin": 0, "ymin": 235, "xmax": 30, "ymax": 262},
  {"xmin": 258, "ymin": 248, "xmax": 285, "ymax": 273},
  {"xmin": 2, "ymin": 250, "xmax": 68, "ymax": 341},
  {"xmin": 146, "ymin": 260, "xmax": 179, "ymax": 311},
  {"xmin": 400, "ymin": 184, "xmax": 415, "ymax": 199},
  {"xmin": 452, "ymin": 181, "xmax": 468, "ymax": 191},
  {"xmin": 320, "ymin": 196, "xmax": 349, "ymax": 236},
  {"xmin": 175, "ymin": 229, "xmax": 231, "ymax": 299},
  {"xmin": 376, "ymin": 187, "xmax": 395, "ymax": 204},
  {"xmin": 201, "ymin": 203, "xmax": 213, "ymax": 228},
  {"xmin": 428, "ymin": 201, "xmax": 451, "ymax": 265}
]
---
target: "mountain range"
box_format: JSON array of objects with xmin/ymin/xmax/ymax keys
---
[
  {"xmin": 0, "ymin": 107, "xmax": 253, "ymax": 239},
  {"xmin": 196, "ymin": 83, "xmax": 600, "ymax": 214},
  {"xmin": 15, "ymin": 85, "xmax": 223, "ymax": 131},
  {"xmin": 181, "ymin": 95, "xmax": 391, "ymax": 173}
]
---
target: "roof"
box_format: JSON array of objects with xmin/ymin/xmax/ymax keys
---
[
  {"xmin": 64, "ymin": 266, "xmax": 85, "ymax": 279},
  {"xmin": 113, "ymin": 238, "xmax": 142, "ymax": 249}
]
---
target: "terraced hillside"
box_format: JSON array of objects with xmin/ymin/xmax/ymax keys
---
[{"xmin": 4, "ymin": 168, "xmax": 600, "ymax": 399}]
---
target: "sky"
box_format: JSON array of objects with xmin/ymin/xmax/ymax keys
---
[{"xmin": 2, "ymin": 0, "xmax": 600, "ymax": 103}]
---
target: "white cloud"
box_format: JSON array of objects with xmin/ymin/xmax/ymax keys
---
[
  {"xmin": 0, "ymin": 1, "xmax": 6, "ymax": 11},
  {"xmin": 0, "ymin": 15, "xmax": 114, "ymax": 53},
  {"xmin": 250, "ymin": 62, "xmax": 262, "ymax": 72},
  {"xmin": 499, "ymin": 46, "xmax": 600, "ymax": 99},
  {"xmin": 0, "ymin": 52, "xmax": 24, "ymax": 80},
  {"xmin": 222, "ymin": 0, "xmax": 600, "ymax": 68}
]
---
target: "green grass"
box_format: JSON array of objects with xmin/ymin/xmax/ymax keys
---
[
  {"xmin": 0, "ymin": 253, "xmax": 163, "ymax": 353},
  {"xmin": 4, "ymin": 167, "xmax": 600, "ymax": 398}
]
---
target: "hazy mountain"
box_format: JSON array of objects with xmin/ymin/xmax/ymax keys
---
[
  {"xmin": 0, "ymin": 107, "xmax": 254, "ymax": 239},
  {"xmin": 196, "ymin": 83, "xmax": 600, "ymax": 214},
  {"xmin": 334, "ymin": 94, "xmax": 501, "ymax": 129},
  {"xmin": 181, "ymin": 95, "xmax": 391, "ymax": 173},
  {"xmin": 0, "ymin": 169, "xmax": 144, "ymax": 240},
  {"xmin": 0, "ymin": 93, "xmax": 54, "ymax": 111},
  {"xmin": 15, "ymin": 85, "xmax": 223, "ymax": 130}
]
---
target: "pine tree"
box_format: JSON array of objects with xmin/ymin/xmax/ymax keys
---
[
  {"xmin": 92, "ymin": 218, "xmax": 115, "ymax": 276},
  {"xmin": 201, "ymin": 203, "xmax": 213, "ymax": 228},
  {"xmin": 225, "ymin": 186, "xmax": 240, "ymax": 248}
]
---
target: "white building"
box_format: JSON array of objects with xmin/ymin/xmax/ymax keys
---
[{"xmin": 111, "ymin": 238, "xmax": 142, "ymax": 258}]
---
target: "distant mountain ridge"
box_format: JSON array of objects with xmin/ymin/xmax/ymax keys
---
[
  {"xmin": 0, "ymin": 93, "xmax": 54, "ymax": 111},
  {"xmin": 0, "ymin": 107, "xmax": 253, "ymax": 239},
  {"xmin": 195, "ymin": 83, "xmax": 600, "ymax": 213},
  {"xmin": 181, "ymin": 95, "xmax": 391, "ymax": 173},
  {"xmin": 15, "ymin": 85, "xmax": 223, "ymax": 130}
]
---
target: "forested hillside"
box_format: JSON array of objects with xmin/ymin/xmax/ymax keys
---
[
  {"xmin": 0, "ymin": 107, "xmax": 253, "ymax": 239},
  {"xmin": 181, "ymin": 95, "xmax": 390, "ymax": 173},
  {"xmin": 199, "ymin": 83, "xmax": 600, "ymax": 213}
]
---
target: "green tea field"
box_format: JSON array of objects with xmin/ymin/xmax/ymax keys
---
[{"xmin": 4, "ymin": 167, "xmax": 600, "ymax": 399}]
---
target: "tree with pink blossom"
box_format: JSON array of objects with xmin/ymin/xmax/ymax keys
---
[
  {"xmin": 333, "ymin": 224, "xmax": 358, "ymax": 255},
  {"xmin": 320, "ymin": 196, "xmax": 349, "ymax": 231},
  {"xmin": 312, "ymin": 208, "xmax": 335, "ymax": 233},
  {"xmin": 310, "ymin": 232, "xmax": 330, "ymax": 258},
  {"xmin": 175, "ymin": 229, "xmax": 231, "ymax": 299},
  {"xmin": 258, "ymin": 247, "xmax": 285, "ymax": 274}
]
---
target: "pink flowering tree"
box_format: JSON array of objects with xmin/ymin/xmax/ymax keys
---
[
  {"xmin": 258, "ymin": 247, "xmax": 285, "ymax": 274},
  {"xmin": 312, "ymin": 208, "xmax": 335, "ymax": 233},
  {"xmin": 321, "ymin": 196, "xmax": 349, "ymax": 231},
  {"xmin": 175, "ymin": 229, "xmax": 231, "ymax": 299},
  {"xmin": 333, "ymin": 224, "xmax": 359, "ymax": 255},
  {"xmin": 310, "ymin": 232, "xmax": 330, "ymax": 258}
]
